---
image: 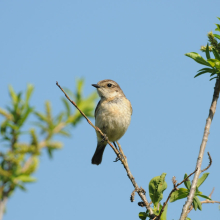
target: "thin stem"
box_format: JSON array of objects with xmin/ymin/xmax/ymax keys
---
[
  {"xmin": 0, "ymin": 197, "xmax": 7, "ymax": 220},
  {"xmin": 180, "ymin": 79, "xmax": 220, "ymax": 220},
  {"xmin": 56, "ymin": 82, "xmax": 154, "ymax": 217}
]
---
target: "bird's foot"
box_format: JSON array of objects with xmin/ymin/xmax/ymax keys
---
[
  {"xmin": 101, "ymin": 133, "xmax": 108, "ymax": 143},
  {"xmin": 113, "ymin": 156, "xmax": 120, "ymax": 162}
]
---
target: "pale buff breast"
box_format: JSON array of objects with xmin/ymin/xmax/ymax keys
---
[{"xmin": 95, "ymin": 97, "xmax": 132, "ymax": 142}]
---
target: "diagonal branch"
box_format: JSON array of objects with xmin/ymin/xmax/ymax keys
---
[
  {"xmin": 56, "ymin": 82, "xmax": 155, "ymax": 217},
  {"xmin": 180, "ymin": 79, "xmax": 220, "ymax": 220}
]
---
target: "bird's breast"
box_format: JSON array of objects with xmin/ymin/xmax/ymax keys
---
[{"xmin": 95, "ymin": 97, "xmax": 132, "ymax": 142}]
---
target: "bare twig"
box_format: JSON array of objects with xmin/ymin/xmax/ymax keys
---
[
  {"xmin": 180, "ymin": 79, "xmax": 220, "ymax": 220},
  {"xmin": 201, "ymin": 152, "xmax": 212, "ymax": 173},
  {"xmin": 201, "ymin": 200, "xmax": 220, "ymax": 204},
  {"xmin": 56, "ymin": 82, "xmax": 154, "ymax": 217},
  {"xmin": 158, "ymin": 168, "xmax": 198, "ymax": 219},
  {"xmin": 209, "ymin": 187, "xmax": 215, "ymax": 198},
  {"xmin": 130, "ymin": 189, "xmax": 136, "ymax": 202}
]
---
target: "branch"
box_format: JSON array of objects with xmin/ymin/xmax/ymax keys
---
[
  {"xmin": 180, "ymin": 79, "xmax": 220, "ymax": 220},
  {"xmin": 158, "ymin": 168, "xmax": 198, "ymax": 219},
  {"xmin": 56, "ymin": 82, "xmax": 155, "ymax": 217},
  {"xmin": 0, "ymin": 197, "xmax": 7, "ymax": 220}
]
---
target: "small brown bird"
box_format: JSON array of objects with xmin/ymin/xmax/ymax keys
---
[{"xmin": 91, "ymin": 79, "xmax": 132, "ymax": 165}]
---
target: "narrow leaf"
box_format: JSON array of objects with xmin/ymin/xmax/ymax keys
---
[
  {"xmin": 183, "ymin": 173, "xmax": 191, "ymax": 190},
  {"xmin": 194, "ymin": 196, "xmax": 202, "ymax": 211},
  {"xmin": 212, "ymin": 48, "xmax": 220, "ymax": 60},
  {"xmin": 185, "ymin": 52, "xmax": 211, "ymax": 67},
  {"xmin": 213, "ymin": 34, "xmax": 220, "ymax": 40},
  {"xmin": 196, "ymin": 194, "xmax": 211, "ymax": 200},
  {"xmin": 15, "ymin": 175, "xmax": 37, "ymax": 183},
  {"xmin": 8, "ymin": 85, "xmax": 18, "ymax": 104},
  {"xmin": 205, "ymin": 44, "xmax": 210, "ymax": 59},
  {"xmin": 170, "ymin": 188, "xmax": 189, "ymax": 202},
  {"xmin": 197, "ymin": 173, "xmax": 209, "ymax": 187}
]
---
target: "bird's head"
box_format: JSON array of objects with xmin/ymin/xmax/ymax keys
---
[{"xmin": 92, "ymin": 79, "xmax": 124, "ymax": 99}]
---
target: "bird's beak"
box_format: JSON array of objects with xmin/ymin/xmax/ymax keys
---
[{"xmin": 92, "ymin": 84, "xmax": 101, "ymax": 88}]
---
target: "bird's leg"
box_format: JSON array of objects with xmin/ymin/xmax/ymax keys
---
[
  {"xmin": 113, "ymin": 141, "xmax": 123, "ymax": 162},
  {"xmin": 113, "ymin": 142, "xmax": 119, "ymax": 151}
]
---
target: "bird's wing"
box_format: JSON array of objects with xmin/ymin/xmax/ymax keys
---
[{"xmin": 95, "ymin": 100, "xmax": 101, "ymax": 119}]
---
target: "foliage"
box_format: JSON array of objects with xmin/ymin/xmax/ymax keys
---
[
  {"xmin": 185, "ymin": 17, "xmax": 220, "ymax": 80},
  {"xmin": 138, "ymin": 18, "xmax": 220, "ymax": 220},
  {"xmin": 0, "ymin": 79, "xmax": 97, "ymax": 202},
  {"xmin": 170, "ymin": 173, "xmax": 211, "ymax": 211},
  {"xmin": 139, "ymin": 173, "xmax": 168, "ymax": 220}
]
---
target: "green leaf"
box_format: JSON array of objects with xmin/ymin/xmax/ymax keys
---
[
  {"xmin": 30, "ymin": 129, "xmax": 38, "ymax": 146},
  {"xmin": 210, "ymin": 77, "xmax": 218, "ymax": 81},
  {"xmin": 160, "ymin": 204, "xmax": 168, "ymax": 220},
  {"xmin": 213, "ymin": 34, "xmax": 220, "ymax": 40},
  {"xmin": 212, "ymin": 48, "xmax": 220, "ymax": 60},
  {"xmin": 207, "ymin": 59, "xmax": 220, "ymax": 68},
  {"xmin": 196, "ymin": 194, "xmax": 211, "ymax": 200},
  {"xmin": 0, "ymin": 108, "xmax": 13, "ymax": 120},
  {"xmin": 138, "ymin": 212, "xmax": 148, "ymax": 220},
  {"xmin": 22, "ymin": 156, "xmax": 39, "ymax": 175},
  {"xmin": 47, "ymin": 147, "xmax": 54, "ymax": 159},
  {"xmin": 16, "ymin": 184, "xmax": 27, "ymax": 191},
  {"xmin": 205, "ymin": 44, "xmax": 210, "ymax": 59},
  {"xmin": 194, "ymin": 71, "xmax": 208, "ymax": 78},
  {"xmin": 76, "ymin": 78, "xmax": 84, "ymax": 102},
  {"xmin": 34, "ymin": 112, "xmax": 48, "ymax": 122},
  {"xmin": 15, "ymin": 175, "xmax": 37, "ymax": 183},
  {"xmin": 193, "ymin": 196, "xmax": 202, "ymax": 211},
  {"xmin": 215, "ymin": 24, "xmax": 220, "ymax": 32},
  {"xmin": 170, "ymin": 188, "xmax": 189, "ymax": 202},
  {"xmin": 0, "ymin": 167, "xmax": 12, "ymax": 177},
  {"xmin": 193, "ymin": 196, "xmax": 198, "ymax": 210},
  {"xmin": 186, "ymin": 217, "xmax": 191, "ymax": 220},
  {"xmin": 45, "ymin": 101, "xmax": 53, "ymax": 127},
  {"xmin": 25, "ymin": 84, "xmax": 34, "ymax": 106},
  {"xmin": 197, "ymin": 173, "xmax": 209, "ymax": 187},
  {"xmin": 18, "ymin": 106, "xmax": 34, "ymax": 127},
  {"xmin": 46, "ymin": 141, "xmax": 63, "ymax": 149},
  {"xmin": 183, "ymin": 173, "xmax": 191, "ymax": 190},
  {"xmin": 8, "ymin": 85, "xmax": 18, "ymax": 104},
  {"xmin": 149, "ymin": 173, "xmax": 167, "ymax": 207},
  {"xmin": 58, "ymin": 129, "xmax": 71, "ymax": 137},
  {"xmin": 185, "ymin": 52, "xmax": 211, "ymax": 67},
  {"xmin": 197, "ymin": 68, "xmax": 214, "ymax": 73}
]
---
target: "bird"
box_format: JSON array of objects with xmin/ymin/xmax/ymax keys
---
[{"xmin": 91, "ymin": 79, "xmax": 132, "ymax": 165}]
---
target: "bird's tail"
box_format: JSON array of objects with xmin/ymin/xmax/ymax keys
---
[{"xmin": 92, "ymin": 142, "xmax": 107, "ymax": 165}]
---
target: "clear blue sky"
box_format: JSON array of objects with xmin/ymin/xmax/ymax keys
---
[{"xmin": 0, "ymin": 1, "xmax": 220, "ymax": 220}]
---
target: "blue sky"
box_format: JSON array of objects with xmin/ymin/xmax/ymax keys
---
[{"xmin": 0, "ymin": 0, "xmax": 220, "ymax": 220}]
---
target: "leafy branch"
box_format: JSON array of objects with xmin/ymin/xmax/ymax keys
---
[
  {"xmin": 0, "ymin": 79, "xmax": 98, "ymax": 220},
  {"xmin": 180, "ymin": 17, "xmax": 220, "ymax": 220}
]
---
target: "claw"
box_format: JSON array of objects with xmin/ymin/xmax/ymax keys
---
[
  {"xmin": 101, "ymin": 133, "xmax": 108, "ymax": 142},
  {"xmin": 113, "ymin": 157, "xmax": 120, "ymax": 162}
]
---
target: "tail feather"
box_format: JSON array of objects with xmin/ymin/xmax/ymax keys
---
[{"xmin": 92, "ymin": 142, "xmax": 107, "ymax": 165}]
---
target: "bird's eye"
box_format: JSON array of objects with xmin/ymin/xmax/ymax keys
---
[{"xmin": 107, "ymin": 83, "xmax": 112, "ymax": 87}]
